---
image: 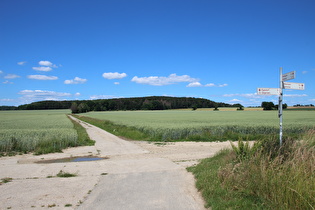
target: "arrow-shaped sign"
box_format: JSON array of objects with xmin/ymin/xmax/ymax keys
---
[
  {"xmin": 257, "ymin": 88, "xmax": 280, "ymax": 95},
  {"xmin": 282, "ymin": 71, "xmax": 295, "ymax": 81},
  {"xmin": 283, "ymin": 82, "xmax": 305, "ymax": 90}
]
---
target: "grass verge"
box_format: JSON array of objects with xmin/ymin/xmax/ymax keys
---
[
  {"xmin": 33, "ymin": 116, "xmax": 95, "ymax": 155},
  {"xmin": 187, "ymin": 150, "xmax": 267, "ymax": 209},
  {"xmin": 69, "ymin": 116, "xmax": 95, "ymax": 146},
  {"xmin": 188, "ymin": 130, "xmax": 315, "ymax": 209},
  {"xmin": 71, "ymin": 115, "xmax": 151, "ymax": 141}
]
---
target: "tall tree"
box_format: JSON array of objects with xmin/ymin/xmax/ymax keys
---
[
  {"xmin": 261, "ymin": 102, "xmax": 275, "ymax": 110},
  {"xmin": 70, "ymin": 102, "xmax": 79, "ymax": 114}
]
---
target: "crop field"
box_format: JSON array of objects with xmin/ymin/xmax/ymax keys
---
[
  {"xmin": 79, "ymin": 110, "xmax": 315, "ymax": 141},
  {"xmin": 0, "ymin": 110, "xmax": 78, "ymax": 155}
]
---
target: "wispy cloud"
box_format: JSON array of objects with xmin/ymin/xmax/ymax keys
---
[
  {"xmin": 114, "ymin": 82, "xmax": 120, "ymax": 85},
  {"xmin": 18, "ymin": 90, "xmax": 72, "ymax": 103},
  {"xmin": 0, "ymin": 98, "xmax": 14, "ymax": 102},
  {"xmin": 132, "ymin": 73, "xmax": 199, "ymax": 86},
  {"xmin": 205, "ymin": 83, "xmax": 215, "ymax": 87},
  {"xmin": 3, "ymin": 80, "xmax": 14, "ymax": 84},
  {"xmin": 27, "ymin": 75, "xmax": 58, "ymax": 80},
  {"xmin": 32, "ymin": 67, "xmax": 52, "ymax": 72},
  {"xmin": 0, "ymin": 70, "xmax": 3, "ymax": 74},
  {"xmin": 228, "ymin": 99, "xmax": 242, "ymax": 103},
  {"xmin": 90, "ymin": 95, "xmax": 119, "ymax": 100},
  {"xmin": 4, "ymin": 74, "xmax": 20, "ymax": 79},
  {"xmin": 17, "ymin": 61, "xmax": 26, "ymax": 65},
  {"xmin": 64, "ymin": 77, "xmax": 87, "ymax": 84},
  {"xmin": 218, "ymin": 84, "xmax": 228, "ymax": 87},
  {"xmin": 302, "ymin": 71, "xmax": 308, "ymax": 74},
  {"xmin": 223, "ymin": 93, "xmax": 262, "ymax": 98},
  {"xmin": 284, "ymin": 94, "xmax": 307, "ymax": 97},
  {"xmin": 102, "ymin": 72, "xmax": 127, "ymax": 79},
  {"xmin": 19, "ymin": 90, "xmax": 70, "ymax": 97},
  {"xmin": 187, "ymin": 82, "xmax": 228, "ymax": 87}
]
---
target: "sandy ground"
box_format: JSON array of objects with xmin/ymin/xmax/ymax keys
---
[{"xmin": 0, "ymin": 116, "xmax": 232, "ymax": 210}]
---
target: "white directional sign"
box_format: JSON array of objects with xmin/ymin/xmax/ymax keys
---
[
  {"xmin": 282, "ymin": 71, "xmax": 295, "ymax": 81},
  {"xmin": 283, "ymin": 82, "xmax": 305, "ymax": 90},
  {"xmin": 257, "ymin": 88, "xmax": 280, "ymax": 95}
]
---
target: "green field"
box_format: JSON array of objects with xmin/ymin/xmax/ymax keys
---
[
  {"xmin": 78, "ymin": 110, "xmax": 315, "ymax": 141},
  {"xmin": 0, "ymin": 110, "xmax": 84, "ymax": 155},
  {"xmin": 1, "ymin": 109, "xmax": 314, "ymax": 155}
]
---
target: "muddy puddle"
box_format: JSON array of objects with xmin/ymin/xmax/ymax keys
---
[{"xmin": 36, "ymin": 156, "xmax": 108, "ymax": 164}]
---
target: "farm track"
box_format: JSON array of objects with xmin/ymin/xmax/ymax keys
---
[{"xmin": 0, "ymin": 116, "xmax": 232, "ymax": 210}]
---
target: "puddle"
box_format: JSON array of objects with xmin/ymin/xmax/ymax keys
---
[{"xmin": 36, "ymin": 156, "xmax": 108, "ymax": 164}]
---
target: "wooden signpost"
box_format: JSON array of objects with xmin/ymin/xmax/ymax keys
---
[{"xmin": 257, "ymin": 67, "xmax": 305, "ymax": 146}]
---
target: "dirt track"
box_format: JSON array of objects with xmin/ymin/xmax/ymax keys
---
[{"xmin": 0, "ymin": 116, "xmax": 232, "ymax": 209}]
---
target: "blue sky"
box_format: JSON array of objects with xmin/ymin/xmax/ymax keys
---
[{"xmin": 1, "ymin": 0, "xmax": 314, "ymax": 107}]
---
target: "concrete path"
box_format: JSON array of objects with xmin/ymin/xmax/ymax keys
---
[
  {"xmin": 71, "ymin": 116, "xmax": 206, "ymax": 210},
  {"xmin": 0, "ymin": 116, "xmax": 231, "ymax": 209}
]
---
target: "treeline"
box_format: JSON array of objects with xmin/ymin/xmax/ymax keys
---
[
  {"xmin": 261, "ymin": 101, "xmax": 287, "ymax": 110},
  {"xmin": 0, "ymin": 106, "xmax": 17, "ymax": 110},
  {"xmin": 8, "ymin": 96, "xmax": 242, "ymax": 112}
]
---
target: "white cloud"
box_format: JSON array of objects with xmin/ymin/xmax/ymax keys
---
[
  {"xmin": 302, "ymin": 71, "xmax": 308, "ymax": 74},
  {"xmin": 4, "ymin": 74, "xmax": 20, "ymax": 79},
  {"xmin": 32, "ymin": 61, "xmax": 58, "ymax": 72},
  {"xmin": 0, "ymin": 70, "xmax": 3, "ymax": 74},
  {"xmin": 205, "ymin": 83, "xmax": 215, "ymax": 87},
  {"xmin": 205, "ymin": 83, "xmax": 228, "ymax": 87},
  {"xmin": 0, "ymin": 98, "xmax": 14, "ymax": 102},
  {"xmin": 17, "ymin": 61, "xmax": 26, "ymax": 65},
  {"xmin": 18, "ymin": 90, "xmax": 72, "ymax": 103},
  {"xmin": 39, "ymin": 61, "xmax": 52, "ymax": 66},
  {"xmin": 64, "ymin": 77, "xmax": 87, "ymax": 84},
  {"xmin": 75, "ymin": 92, "xmax": 81, "ymax": 96},
  {"xmin": 27, "ymin": 75, "xmax": 58, "ymax": 80},
  {"xmin": 229, "ymin": 99, "xmax": 242, "ymax": 103},
  {"xmin": 114, "ymin": 82, "xmax": 120, "ymax": 85},
  {"xmin": 90, "ymin": 95, "xmax": 118, "ymax": 100},
  {"xmin": 218, "ymin": 84, "xmax": 228, "ymax": 87},
  {"xmin": 32, "ymin": 66, "xmax": 53, "ymax": 72},
  {"xmin": 131, "ymin": 73, "xmax": 199, "ymax": 86},
  {"xmin": 223, "ymin": 93, "xmax": 263, "ymax": 99},
  {"xmin": 102, "ymin": 72, "xmax": 127, "ymax": 79},
  {"xmin": 3, "ymin": 80, "xmax": 14, "ymax": 84},
  {"xmin": 187, "ymin": 82, "xmax": 203, "ymax": 87},
  {"xmin": 38, "ymin": 60, "xmax": 58, "ymax": 68},
  {"xmin": 19, "ymin": 90, "xmax": 69, "ymax": 96},
  {"xmin": 284, "ymin": 94, "xmax": 307, "ymax": 97}
]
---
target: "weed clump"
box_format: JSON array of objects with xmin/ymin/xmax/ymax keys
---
[
  {"xmin": 56, "ymin": 170, "xmax": 77, "ymax": 178},
  {"xmin": 189, "ymin": 130, "xmax": 315, "ymax": 209},
  {"xmin": 221, "ymin": 131, "xmax": 315, "ymax": 209}
]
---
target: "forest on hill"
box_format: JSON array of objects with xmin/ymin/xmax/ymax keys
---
[{"xmin": 1, "ymin": 96, "xmax": 242, "ymax": 112}]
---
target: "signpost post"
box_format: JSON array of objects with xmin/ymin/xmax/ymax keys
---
[
  {"xmin": 279, "ymin": 68, "xmax": 283, "ymax": 146},
  {"xmin": 257, "ymin": 67, "xmax": 304, "ymax": 146}
]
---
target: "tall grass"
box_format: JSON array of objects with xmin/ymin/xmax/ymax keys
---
[
  {"xmin": 189, "ymin": 131, "xmax": 315, "ymax": 209},
  {"xmin": 78, "ymin": 110, "xmax": 314, "ymax": 141},
  {"xmin": 0, "ymin": 110, "xmax": 94, "ymax": 155}
]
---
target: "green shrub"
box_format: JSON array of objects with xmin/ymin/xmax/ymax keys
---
[{"xmin": 56, "ymin": 170, "xmax": 77, "ymax": 178}]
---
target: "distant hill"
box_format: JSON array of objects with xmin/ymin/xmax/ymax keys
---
[{"xmin": 6, "ymin": 96, "xmax": 242, "ymax": 112}]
